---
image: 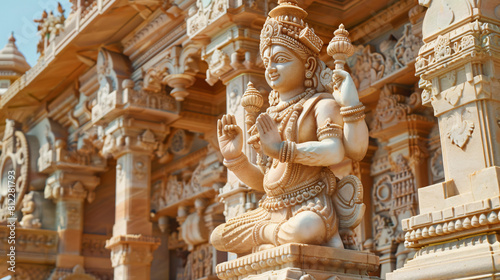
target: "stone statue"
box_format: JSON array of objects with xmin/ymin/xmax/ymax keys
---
[{"xmin": 211, "ymin": 0, "xmax": 369, "ymax": 254}]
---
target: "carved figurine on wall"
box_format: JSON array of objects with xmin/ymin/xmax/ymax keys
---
[{"xmin": 211, "ymin": 0, "xmax": 369, "ymax": 254}]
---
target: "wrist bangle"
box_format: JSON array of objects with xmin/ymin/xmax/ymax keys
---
[
  {"xmin": 223, "ymin": 153, "xmax": 248, "ymax": 171},
  {"xmin": 340, "ymin": 103, "xmax": 366, "ymax": 123},
  {"xmin": 278, "ymin": 141, "xmax": 297, "ymax": 163}
]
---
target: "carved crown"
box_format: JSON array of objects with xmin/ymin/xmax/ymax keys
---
[{"xmin": 260, "ymin": 0, "xmax": 323, "ymax": 58}]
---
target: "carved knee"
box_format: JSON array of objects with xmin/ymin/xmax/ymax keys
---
[{"xmin": 278, "ymin": 211, "xmax": 326, "ymax": 245}]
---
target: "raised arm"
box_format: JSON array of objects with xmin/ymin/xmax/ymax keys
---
[
  {"xmin": 217, "ymin": 114, "xmax": 264, "ymax": 192},
  {"xmin": 333, "ymin": 69, "xmax": 369, "ymax": 161}
]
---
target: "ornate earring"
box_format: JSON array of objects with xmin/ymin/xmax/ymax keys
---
[
  {"xmin": 304, "ymin": 79, "xmax": 313, "ymax": 88},
  {"xmin": 305, "ymin": 71, "xmax": 313, "ymax": 79}
]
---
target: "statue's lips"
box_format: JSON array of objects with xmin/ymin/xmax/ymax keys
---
[{"xmin": 269, "ymin": 74, "xmax": 280, "ymax": 81}]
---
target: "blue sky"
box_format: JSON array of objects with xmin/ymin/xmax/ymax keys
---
[{"xmin": 0, "ymin": 0, "xmax": 72, "ymax": 66}]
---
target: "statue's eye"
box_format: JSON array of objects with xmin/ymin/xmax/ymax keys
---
[{"xmin": 276, "ymin": 56, "xmax": 287, "ymax": 63}]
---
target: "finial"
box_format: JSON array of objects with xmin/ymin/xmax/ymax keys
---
[
  {"xmin": 278, "ymin": 0, "xmax": 299, "ymax": 5},
  {"xmin": 327, "ymin": 23, "xmax": 354, "ymax": 70},
  {"xmin": 241, "ymin": 82, "xmax": 263, "ymax": 114},
  {"xmin": 9, "ymin": 32, "xmax": 15, "ymax": 43}
]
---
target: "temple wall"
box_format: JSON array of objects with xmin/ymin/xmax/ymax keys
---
[{"xmin": 0, "ymin": 0, "xmax": 478, "ymax": 279}]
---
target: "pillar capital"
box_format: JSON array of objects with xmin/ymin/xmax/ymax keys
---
[
  {"xmin": 99, "ymin": 115, "xmax": 170, "ymax": 159},
  {"xmin": 202, "ymin": 28, "xmax": 265, "ymax": 85}
]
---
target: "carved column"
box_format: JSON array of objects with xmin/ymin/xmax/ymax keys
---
[
  {"xmin": 369, "ymin": 84, "xmax": 434, "ymax": 276},
  {"xmin": 388, "ymin": 1, "xmax": 500, "ymax": 279},
  {"xmin": 101, "ymin": 117, "xmax": 166, "ymax": 279},
  {"xmin": 45, "ymin": 171, "xmax": 100, "ymax": 272},
  {"xmin": 91, "ymin": 48, "xmax": 177, "ymax": 279}
]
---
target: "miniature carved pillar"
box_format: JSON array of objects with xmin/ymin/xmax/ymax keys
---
[
  {"xmin": 102, "ymin": 120, "xmax": 164, "ymax": 280},
  {"xmin": 44, "ymin": 170, "xmax": 100, "ymax": 270},
  {"xmin": 388, "ymin": 1, "xmax": 500, "ymax": 279}
]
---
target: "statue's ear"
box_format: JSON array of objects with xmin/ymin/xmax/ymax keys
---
[{"xmin": 306, "ymin": 56, "xmax": 317, "ymax": 73}]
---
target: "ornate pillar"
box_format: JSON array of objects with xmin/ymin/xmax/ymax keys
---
[
  {"xmin": 91, "ymin": 48, "xmax": 177, "ymax": 279},
  {"xmin": 45, "ymin": 171, "xmax": 100, "ymax": 271},
  {"xmin": 100, "ymin": 115, "xmax": 169, "ymax": 280},
  {"xmin": 388, "ymin": 1, "xmax": 500, "ymax": 279},
  {"xmin": 35, "ymin": 118, "xmax": 107, "ymax": 277}
]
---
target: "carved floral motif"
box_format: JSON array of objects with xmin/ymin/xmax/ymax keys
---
[
  {"xmin": 444, "ymin": 108, "xmax": 475, "ymax": 149},
  {"xmin": 395, "ymin": 24, "xmax": 422, "ymax": 67}
]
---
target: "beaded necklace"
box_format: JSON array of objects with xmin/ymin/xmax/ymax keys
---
[
  {"xmin": 267, "ymin": 88, "xmax": 316, "ymax": 135},
  {"xmin": 263, "ymin": 88, "xmax": 316, "ymax": 192}
]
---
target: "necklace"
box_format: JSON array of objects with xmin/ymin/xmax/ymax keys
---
[{"xmin": 267, "ymin": 88, "xmax": 316, "ymax": 134}]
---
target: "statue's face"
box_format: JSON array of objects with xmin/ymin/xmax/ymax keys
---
[{"xmin": 263, "ymin": 45, "xmax": 306, "ymax": 93}]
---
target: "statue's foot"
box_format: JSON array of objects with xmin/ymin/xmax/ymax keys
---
[{"xmin": 253, "ymin": 244, "xmax": 275, "ymax": 253}]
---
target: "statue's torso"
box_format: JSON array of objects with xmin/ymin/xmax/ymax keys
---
[{"xmin": 261, "ymin": 93, "xmax": 338, "ymax": 210}]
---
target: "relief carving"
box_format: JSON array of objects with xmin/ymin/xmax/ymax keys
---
[
  {"xmin": 187, "ymin": 0, "xmax": 228, "ymax": 37},
  {"xmin": 205, "ymin": 49, "xmax": 232, "ymax": 86},
  {"xmin": 19, "ymin": 192, "xmax": 41, "ymax": 229},
  {"xmin": 370, "ymin": 85, "xmax": 411, "ymax": 132},
  {"xmin": 152, "ymin": 147, "xmax": 225, "ymax": 211},
  {"xmin": 0, "ymin": 120, "xmax": 30, "ymax": 221},
  {"xmin": 394, "ymin": 24, "xmax": 422, "ymax": 67},
  {"xmin": 444, "ymin": 108, "xmax": 475, "ymax": 149},
  {"xmin": 92, "ymin": 49, "xmax": 132, "ymax": 123},
  {"xmin": 182, "ymin": 243, "xmax": 214, "ymax": 279},
  {"xmin": 349, "ymin": 45, "xmax": 385, "ymax": 90},
  {"xmin": 434, "ymin": 35, "xmax": 452, "ymax": 62}
]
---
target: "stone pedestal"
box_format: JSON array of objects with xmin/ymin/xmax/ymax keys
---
[{"xmin": 215, "ymin": 244, "xmax": 379, "ymax": 280}]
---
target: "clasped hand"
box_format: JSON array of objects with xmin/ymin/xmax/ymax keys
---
[{"xmin": 217, "ymin": 113, "xmax": 282, "ymax": 160}]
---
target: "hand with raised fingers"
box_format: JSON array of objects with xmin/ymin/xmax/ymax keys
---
[
  {"xmin": 332, "ymin": 69, "xmax": 360, "ymax": 107},
  {"xmin": 256, "ymin": 113, "xmax": 282, "ymax": 159},
  {"xmin": 217, "ymin": 114, "xmax": 244, "ymax": 160}
]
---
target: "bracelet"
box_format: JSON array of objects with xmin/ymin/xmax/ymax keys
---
[
  {"xmin": 273, "ymin": 220, "xmax": 286, "ymax": 246},
  {"xmin": 278, "ymin": 141, "xmax": 297, "ymax": 163},
  {"xmin": 343, "ymin": 111, "xmax": 366, "ymax": 123},
  {"xmin": 223, "ymin": 153, "xmax": 248, "ymax": 171},
  {"xmin": 340, "ymin": 103, "xmax": 365, "ymax": 116},
  {"xmin": 340, "ymin": 103, "xmax": 366, "ymax": 123}
]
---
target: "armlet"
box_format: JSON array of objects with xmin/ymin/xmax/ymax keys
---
[{"xmin": 317, "ymin": 118, "xmax": 343, "ymax": 141}]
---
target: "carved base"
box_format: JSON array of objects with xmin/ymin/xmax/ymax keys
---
[
  {"xmin": 387, "ymin": 233, "xmax": 500, "ymax": 280},
  {"xmin": 215, "ymin": 244, "xmax": 379, "ymax": 280}
]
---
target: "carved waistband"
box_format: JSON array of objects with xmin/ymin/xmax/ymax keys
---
[{"xmin": 260, "ymin": 179, "xmax": 326, "ymax": 211}]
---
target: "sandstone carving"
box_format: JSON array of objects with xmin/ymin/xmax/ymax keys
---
[
  {"xmin": 212, "ymin": 1, "xmax": 377, "ymax": 278},
  {"xmin": 0, "ymin": 120, "xmax": 30, "ymax": 221},
  {"xmin": 19, "ymin": 192, "xmax": 41, "ymax": 229}
]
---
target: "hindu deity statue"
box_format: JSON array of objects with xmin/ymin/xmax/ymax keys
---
[{"xmin": 211, "ymin": 0, "xmax": 369, "ymax": 254}]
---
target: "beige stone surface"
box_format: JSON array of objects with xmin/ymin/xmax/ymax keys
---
[
  {"xmin": 388, "ymin": 0, "xmax": 500, "ymax": 279},
  {"xmin": 0, "ymin": 0, "xmax": 476, "ymax": 279},
  {"xmin": 216, "ymin": 244, "xmax": 379, "ymax": 280}
]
